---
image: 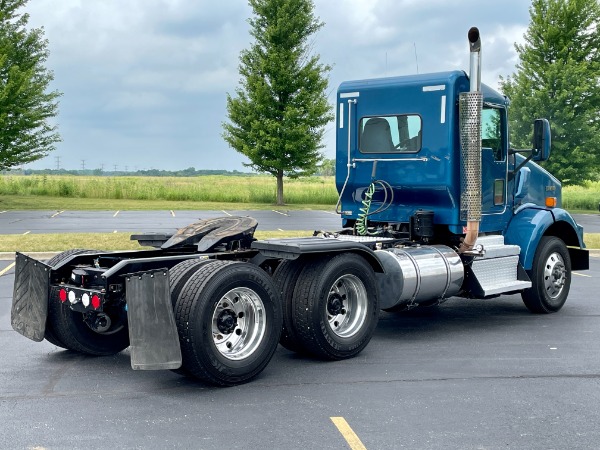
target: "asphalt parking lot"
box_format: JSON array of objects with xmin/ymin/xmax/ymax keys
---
[
  {"xmin": 0, "ymin": 209, "xmax": 342, "ymax": 235},
  {"xmin": 0, "ymin": 211, "xmax": 599, "ymax": 449}
]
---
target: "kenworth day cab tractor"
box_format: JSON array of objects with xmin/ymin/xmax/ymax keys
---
[{"xmin": 11, "ymin": 28, "xmax": 589, "ymax": 386}]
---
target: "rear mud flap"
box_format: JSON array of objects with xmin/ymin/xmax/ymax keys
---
[
  {"xmin": 11, "ymin": 253, "xmax": 51, "ymax": 342},
  {"xmin": 125, "ymin": 269, "xmax": 182, "ymax": 370}
]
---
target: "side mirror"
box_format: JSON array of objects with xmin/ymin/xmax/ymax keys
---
[{"xmin": 532, "ymin": 118, "xmax": 551, "ymax": 161}]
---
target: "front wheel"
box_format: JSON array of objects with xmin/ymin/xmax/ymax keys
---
[
  {"xmin": 292, "ymin": 253, "xmax": 379, "ymax": 360},
  {"xmin": 522, "ymin": 236, "xmax": 571, "ymax": 314}
]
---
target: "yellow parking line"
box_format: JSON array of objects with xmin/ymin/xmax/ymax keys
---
[
  {"xmin": 113, "ymin": 210, "xmax": 120, "ymax": 217},
  {"xmin": 573, "ymin": 272, "xmax": 592, "ymax": 278},
  {"xmin": 23, "ymin": 231, "xmax": 31, "ymax": 235},
  {"xmin": 0, "ymin": 262, "xmax": 16, "ymax": 277},
  {"xmin": 330, "ymin": 417, "xmax": 367, "ymax": 450}
]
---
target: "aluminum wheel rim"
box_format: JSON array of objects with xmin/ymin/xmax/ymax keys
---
[
  {"xmin": 326, "ymin": 274, "xmax": 368, "ymax": 338},
  {"xmin": 212, "ymin": 287, "xmax": 266, "ymax": 361},
  {"xmin": 544, "ymin": 251, "xmax": 566, "ymax": 299}
]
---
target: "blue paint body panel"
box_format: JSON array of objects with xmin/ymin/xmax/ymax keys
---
[
  {"xmin": 336, "ymin": 71, "xmax": 514, "ymax": 233},
  {"xmin": 334, "ymin": 70, "xmax": 587, "ymax": 264}
]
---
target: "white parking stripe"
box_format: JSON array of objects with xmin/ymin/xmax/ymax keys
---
[
  {"xmin": 23, "ymin": 231, "xmax": 30, "ymax": 235},
  {"xmin": 221, "ymin": 210, "xmax": 232, "ymax": 216},
  {"xmin": 573, "ymin": 272, "xmax": 592, "ymax": 278},
  {"xmin": 272, "ymin": 210, "xmax": 289, "ymax": 216},
  {"xmin": 0, "ymin": 262, "xmax": 16, "ymax": 277},
  {"xmin": 50, "ymin": 210, "xmax": 65, "ymax": 218},
  {"xmin": 170, "ymin": 210, "xmax": 175, "ymax": 217},
  {"xmin": 113, "ymin": 210, "xmax": 120, "ymax": 217}
]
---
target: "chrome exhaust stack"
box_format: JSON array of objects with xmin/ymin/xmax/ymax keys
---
[{"xmin": 459, "ymin": 27, "xmax": 483, "ymax": 253}]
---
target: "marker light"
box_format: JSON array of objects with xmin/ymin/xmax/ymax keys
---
[
  {"xmin": 545, "ymin": 197, "xmax": 557, "ymax": 208},
  {"xmin": 82, "ymin": 293, "xmax": 90, "ymax": 307},
  {"xmin": 68, "ymin": 290, "xmax": 76, "ymax": 304},
  {"xmin": 91, "ymin": 295, "xmax": 101, "ymax": 310},
  {"xmin": 59, "ymin": 289, "xmax": 67, "ymax": 303}
]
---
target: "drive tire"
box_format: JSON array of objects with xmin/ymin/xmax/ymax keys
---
[
  {"xmin": 174, "ymin": 261, "xmax": 282, "ymax": 386},
  {"xmin": 168, "ymin": 258, "xmax": 217, "ymax": 376},
  {"xmin": 292, "ymin": 253, "xmax": 379, "ymax": 360},
  {"xmin": 44, "ymin": 249, "xmax": 98, "ymax": 349},
  {"xmin": 47, "ymin": 248, "xmax": 129, "ymax": 355},
  {"xmin": 272, "ymin": 257, "xmax": 312, "ymax": 353},
  {"xmin": 522, "ymin": 236, "xmax": 571, "ymax": 314},
  {"xmin": 169, "ymin": 259, "xmax": 215, "ymax": 307}
]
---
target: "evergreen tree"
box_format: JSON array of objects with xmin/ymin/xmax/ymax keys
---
[
  {"xmin": 223, "ymin": 0, "xmax": 333, "ymax": 205},
  {"xmin": 501, "ymin": 0, "xmax": 600, "ymax": 184},
  {"xmin": 0, "ymin": 0, "xmax": 61, "ymax": 171}
]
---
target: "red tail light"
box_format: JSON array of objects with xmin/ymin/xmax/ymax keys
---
[{"xmin": 59, "ymin": 289, "xmax": 67, "ymax": 303}]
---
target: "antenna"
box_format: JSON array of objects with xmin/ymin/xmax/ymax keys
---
[
  {"xmin": 385, "ymin": 51, "xmax": 388, "ymax": 75},
  {"xmin": 414, "ymin": 42, "xmax": 419, "ymax": 74}
]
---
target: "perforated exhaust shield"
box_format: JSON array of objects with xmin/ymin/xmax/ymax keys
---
[{"xmin": 459, "ymin": 91, "xmax": 483, "ymax": 221}]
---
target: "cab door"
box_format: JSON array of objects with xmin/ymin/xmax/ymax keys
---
[{"xmin": 480, "ymin": 106, "xmax": 510, "ymax": 230}]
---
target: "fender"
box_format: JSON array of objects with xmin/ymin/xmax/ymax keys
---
[{"xmin": 504, "ymin": 205, "xmax": 587, "ymax": 270}]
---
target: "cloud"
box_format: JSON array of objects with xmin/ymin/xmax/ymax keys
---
[{"xmin": 22, "ymin": 0, "xmax": 530, "ymax": 170}]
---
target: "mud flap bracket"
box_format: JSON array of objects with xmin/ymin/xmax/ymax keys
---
[
  {"xmin": 11, "ymin": 253, "xmax": 51, "ymax": 342},
  {"xmin": 125, "ymin": 269, "xmax": 182, "ymax": 370}
]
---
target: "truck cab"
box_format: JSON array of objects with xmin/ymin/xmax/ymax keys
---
[{"xmin": 335, "ymin": 70, "xmax": 588, "ymax": 273}]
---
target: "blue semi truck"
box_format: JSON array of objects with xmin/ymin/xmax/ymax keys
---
[{"xmin": 11, "ymin": 28, "xmax": 589, "ymax": 386}]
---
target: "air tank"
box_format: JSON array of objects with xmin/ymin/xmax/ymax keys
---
[{"xmin": 375, "ymin": 245, "xmax": 464, "ymax": 310}]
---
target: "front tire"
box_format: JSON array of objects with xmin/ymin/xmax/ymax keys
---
[
  {"xmin": 522, "ymin": 236, "xmax": 571, "ymax": 313},
  {"xmin": 174, "ymin": 261, "xmax": 282, "ymax": 386},
  {"xmin": 292, "ymin": 253, "xmax": 379, "ymax": 360}
]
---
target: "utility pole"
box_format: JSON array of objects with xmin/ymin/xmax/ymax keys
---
[
  {"xmin": 81, "ymin": 160, "xmax": 86, "ymax": 171},
  {"xmin": 113, "ymin": 164, "xmax": 118, "ymax": 173},
  {"xmin": 54, "ymin": 156, "xmax": 61, "ymax": 170}
]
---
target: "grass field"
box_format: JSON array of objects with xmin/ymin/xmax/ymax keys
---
[
  {"xmin": 0, "ymin": 230, "xmax": 314, "ymax": 252},
  {"xmin": 0, "ymin": 175, "xmax": 338, "ymax": 205},
  {"xmin": 0, "ymin": 175, "xmax": 598, "ymax": 212}
]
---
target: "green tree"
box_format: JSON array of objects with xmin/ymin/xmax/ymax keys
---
[
  {"xmin": 318, "ymin": 157, "xmax": 335, "ymax": 176},
  {"xmin": 500, "ymin": 0, "xmax": 600, "ymax": 184},
  {"xmin": 223, "ymin": 0, "xmax": 333, "ymax": 205},
  {"xmin": 0, "ymin": 0, "xmax": 61, "ymax": 171}
]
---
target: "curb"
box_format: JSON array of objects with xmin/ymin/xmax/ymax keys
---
[{"xmin": 0, "ymin": 252, "xmax": 60, "ymax": 261}]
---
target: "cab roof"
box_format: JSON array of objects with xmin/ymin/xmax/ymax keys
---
[{"xmin": 338, "ymin": 70, "xmax": 508, "ymax": 106}]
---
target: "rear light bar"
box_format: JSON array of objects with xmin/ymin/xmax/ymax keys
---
[{"xmin": 56, "ymin": 286, "xmax": 105, "ymax": 312}]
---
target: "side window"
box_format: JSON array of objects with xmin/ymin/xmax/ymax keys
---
[
  {"xmin": 359, "ymin": 115, "xmax": 422, "ymax": 153},
  {"xmin": 481, "ymin": 108, "xmax": 504, "ymax": 161}
]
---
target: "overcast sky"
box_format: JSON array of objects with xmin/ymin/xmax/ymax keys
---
[{"xmin": 23, "ymin": 0, "xmax": 531, "ymax": 172}]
